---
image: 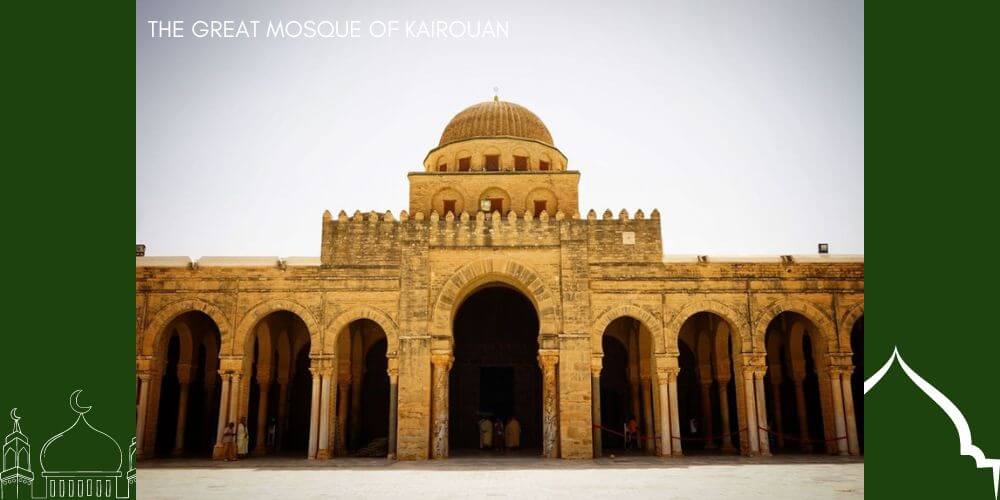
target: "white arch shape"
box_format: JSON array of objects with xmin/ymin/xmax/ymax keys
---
[{"xmin": 866, "ymin": 348, "xmax": 1000, "ymax": 499}]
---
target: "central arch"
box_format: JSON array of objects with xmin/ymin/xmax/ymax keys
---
[
  {"xmin": 430, "ymin": 258, "xmax": 560, "ymax": 340},
  {"xmin": 448, "ymin": 284, "xmax": 542, "ymax": 455}
]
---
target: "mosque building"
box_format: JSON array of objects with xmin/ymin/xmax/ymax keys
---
[{"xmin": 135, "ymin": 97, "xmax": 864, "ymax": 462}]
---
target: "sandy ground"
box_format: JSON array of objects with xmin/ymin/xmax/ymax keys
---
[{"xmin": 138, "ymin": 454, "xmax": 863, "ymax": 499}]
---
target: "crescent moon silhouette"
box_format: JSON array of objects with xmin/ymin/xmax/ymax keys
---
[
  {"xmin": 9, "ymin": 408, "xmax": 18, "ymax": 421},
  {"xmin": 70, "ymin": 389, "xmax": 92, "ymax": 414}
]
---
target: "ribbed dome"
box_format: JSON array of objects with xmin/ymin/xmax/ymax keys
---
[
  {"xmin": 439, "ymin": 99, "xmax": 554, "ymax": 147},
  {"xmin": 40, "ymin": 414, "xmax": 122, "ymax": 473}
]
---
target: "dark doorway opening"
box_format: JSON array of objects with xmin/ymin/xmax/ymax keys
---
[
  {"xmin": 599, "ymin": 336, "xmax": 629, "ymax": 450},
  {"xmin": 449, "ymin": 285, "xmax": 541, "ymax": 453},
  {"xmin": 479, "ymin": 367, "xmax": 514, "ymax": 417},
  {"xmin": 360, "ymin": 336, "xmax": 390, "ymax": 451}
]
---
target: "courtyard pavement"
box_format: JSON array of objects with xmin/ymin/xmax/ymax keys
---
[{"xmin": 138, "ymin": 453, "xmax": 863, "ymax": 499}]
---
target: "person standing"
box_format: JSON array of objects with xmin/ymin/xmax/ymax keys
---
[
  {"xmin": 267, "ymin": 417, "xmax": 277, "ymax": 451},
  {"xmin": 478, "ymin": 417, "xmax": 492, "ymax": 449},
  {"xmin": 505, "ymin": 416, "xmax": 521, "ymax": 450},
  {"xmin": 493, "ymin": 418, "xmax": 505, "ymax": 452},
  {"xmin": 626, "ymin": 416, "xmax": 639, "ymax": 450},
  {"xmin": 223, "ymin": 422, "xmax": 237, "ymax": 461},
  {"xmin": 237, "ymin": 417, "xmax": 250, "ymax": 458}
]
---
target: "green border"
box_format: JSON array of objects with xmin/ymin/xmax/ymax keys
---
[
  {"xmin": 3, "ymin": 1, "xmax": 135, "ymax": 498},
  {"xmin": 867, "ymin": 1, "xmax": 1000, "ymax": 498}
]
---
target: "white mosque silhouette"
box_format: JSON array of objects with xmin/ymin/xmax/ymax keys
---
[
  {"xmin": 37, "ymin": 390, "xmax": 129, "ymax": 499},
  {"xmin": 1, "ymin": 408, "xmax": 34, "ymax": 499}
]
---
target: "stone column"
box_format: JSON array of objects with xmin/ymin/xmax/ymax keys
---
[
  {"xmin": 717, "ymin": 377, "xmax": 735, "ymax": 452},
  {"xmin": 590, "ymin": 357, "xmax": 602, "ymax": 458},
  {"xmin": 753, "ymin": 369, "xmax": 771, "ymax": 456},
  {"xmin": 275, "ymin": 377, "xmax": 289, "ymax": 452},
  {"xmin": 742, "ymin": 369, "xmax": 760, "ymax": 456},
  {"xmin": 317, "ymin": 369, "xmax": 334, "ymax": 459},
  {"xmin": 349, "ymin": 331, "xmax": 364, "ymax": 450},
  {"xmin": 228, "ymin": 372, "xmax": 242, "ymax": 427},
  {"xmin": 640, "ymin": 377, "xmax": 655, "ymax": 452},
  {"xmin": 135, "ymin": 373, "xmax": 152, "ymax": 459},
  {"xmin": 212, "ymin": 372, "xmax": 231, "ymax": 460},
  {"xmin": 172, "ymin": 364, "xmax": 194, "ymax": 456},
  {"xmin": 667, "ymin": 370, "xmax": 682, "ymax": 456},
  {"xmin": 387, "ymin": 358, "xmax": 399, "ymax": 460},
  {"xmin": 829, "ymin": 367, "xmax": 849, "ymax": 455},
  {"xmin": 655, "ymin": 369, "xmax": 674, "ymax": 456},
  {"xmin": 769, "ymin": 372, "xmax": 785, "ymax": 449},
  {"xmin": 840, "ymin": 368, "xmax": 860, "ymax": 456},
  {"xmin": 793, "ymin": 377, "xmax": 813, "ymax": 452},
  {"xmin": 430, "ymin": 353, "xmax": 453, "ymax": 459},
  {"xmin": 307, "ymin": 368, "xmax": 321, "ymax": 459},
  {"xmin": 539, "ymin": 352, "xmax": 560, "ymax": 458},
  {"xmin": 335, "ymin": 378, "xmax": 350, "ymax": 456},
  {"xmin": 699, "ymin": 380, "xmax": 715, "ymax": 449},
  {"xmin": 253, "ymin": 379, "xmax": 271, "ymax": 456}
]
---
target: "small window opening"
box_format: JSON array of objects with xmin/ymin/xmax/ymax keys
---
[
  {"xmin": 485, "ymin": 155, "xmax": 500, "ymax": 171},
  {"xmin": 533, "ymin": 200, "xmax": 547, "ymax": 214},
  {"xmin": 514, "ymin": 156, "xmax": 528, "ymax": 171}
]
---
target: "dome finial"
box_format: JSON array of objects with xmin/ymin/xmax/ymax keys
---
[
  {"xmin": 70, "ymin": 389, "xmax": 92, "ymax": 415},
  {"xmin": 493, "ymin": 86, "xmax": 499, "ymax": 102}
]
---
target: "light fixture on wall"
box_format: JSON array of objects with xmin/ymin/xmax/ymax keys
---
[
  {"xmin": 818, "ymin": 243, "xmax": 829, "ymax": 254},
  {"xmin": 480, "ymin": 199, "xmax": 491, "ymax": 212},
  {"xmin": 136, "ymin": 244, "xmax": 146, "ymax": 257}
]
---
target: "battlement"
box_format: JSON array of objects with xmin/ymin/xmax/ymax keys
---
[{"xmin": 319, "ymin": 208, "xmax": 664, "ymax": 266}]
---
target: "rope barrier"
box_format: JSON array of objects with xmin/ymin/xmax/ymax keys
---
[
  {"xmin": 757, "ymin": 426, "xmax": 848, "ymax": 444},
  {"xmin": 593, "ymin": 424, "xmax": 752, "ymax": 444}
]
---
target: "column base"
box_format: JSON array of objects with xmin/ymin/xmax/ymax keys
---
[
  {"xmin": 317, "ymin": 449, "xmax": 332, "ymax": 460},
  {"xmin": 252, "ymin": 447, "xmax": 268, "ymax": 457},
  {"xmin": 170, "ymin": 448, "xmax": 185, "ymax": 457},
  {"xmin": 721, "ymin": 444, "xmax": 737, "ymax": 453},
  {"xmin": 212, "ymin": 445, "xmax": 227, "ymax": 460}
]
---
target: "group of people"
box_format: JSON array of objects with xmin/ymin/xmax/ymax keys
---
[
  {"xmin": 478, "ymin": 415, "xmax": 521, "ymax": 451},
  {"xmin": 221, "ymin": 416, "xmax": 278, "ymax": 461}
]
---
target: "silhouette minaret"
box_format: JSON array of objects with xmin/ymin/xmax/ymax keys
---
[{"xmin": 1, "ymin": 408, "xmax": 35, "ymax": 499}]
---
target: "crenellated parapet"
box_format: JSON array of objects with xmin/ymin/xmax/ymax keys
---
[{"xmin": 320, "ymin": 208, "xmax": 664, "ymax": 266}]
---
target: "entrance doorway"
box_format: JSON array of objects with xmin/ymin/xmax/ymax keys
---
[
  {"xmin": 449, "ymin": 285, "xmax": 541, "ymax": 454},
  {"xmin": 479, "ymin": 367, "xmax": 514, "ymax": 418}
]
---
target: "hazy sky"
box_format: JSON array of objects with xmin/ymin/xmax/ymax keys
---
[{"xmin": 137, "ymin": 0, "xmax": 863, "ymax": 257}]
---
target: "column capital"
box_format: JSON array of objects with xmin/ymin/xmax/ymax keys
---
[
  {"xmin": 309, "ymin": 367, "xmax": 321, "ymax": 378},
  {"xmin": 537, "ymin": 350, "xmax": 559, "ymax": 370},
  {"xmin": 656, "ymin": 367, "xmax": 680, "ymax": 383},
  {"xmin": 430, "ymin": 353, "xmax": 454, "ymax": 370},
  {"xmin": 138, "ymin": 371, "xmax": 153, "ymax": 382},
  {"xmin": 338, "ymin": 376, "xmax": 352, "ymax": 388},
  {"xmin": 828, "ymin": 365, "xmax": 854, "ymax": 377}
]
